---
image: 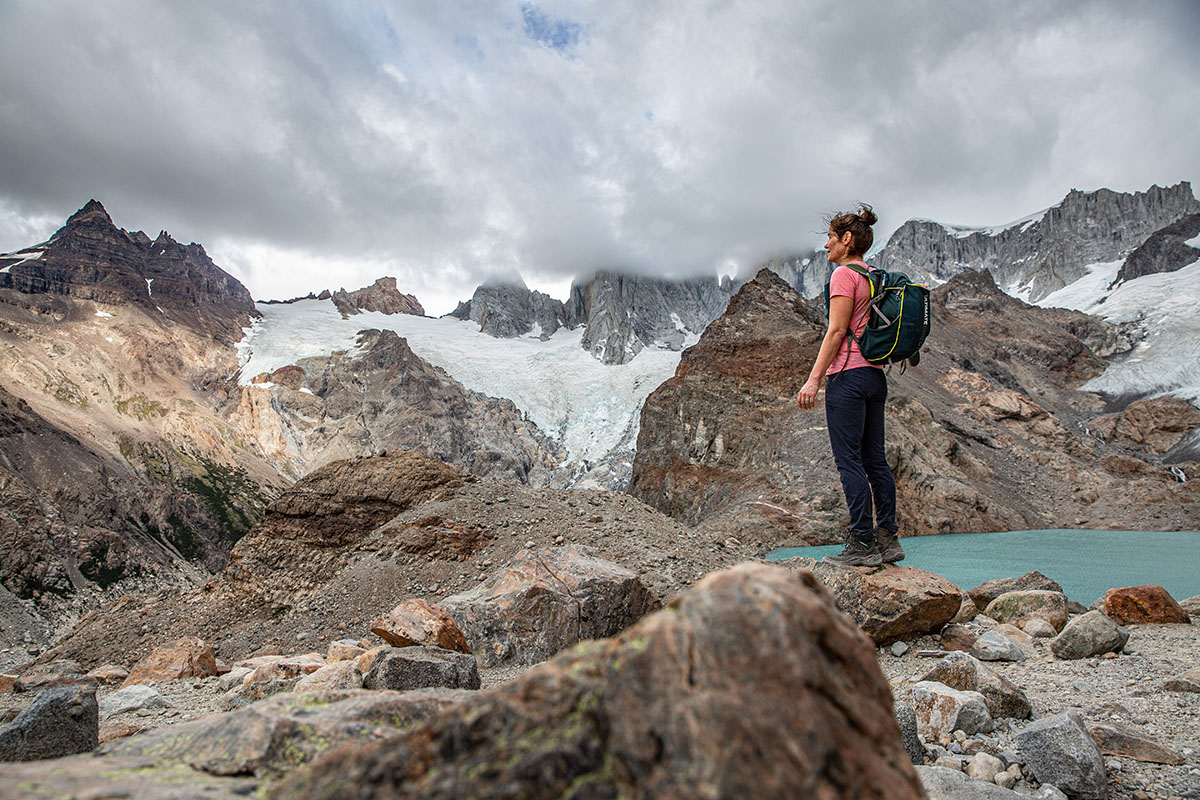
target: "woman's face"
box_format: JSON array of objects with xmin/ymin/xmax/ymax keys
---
[{"xmin": 825, "ymin": 229, "xmax": 853, "ymax": 264}]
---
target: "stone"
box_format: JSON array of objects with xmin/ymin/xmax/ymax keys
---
[
  {"xmin": 86, "ymin": 664, "xmax": 130, "ymax": 685},
  {"xmin": 1102, "ymin": 585, "xmax": 1191, "ymax": 625},
  {"xmin": 784, "ymin": 560, "xmax": 962, "ymax": 645},
  {"xmin": 951, "ymin": 595, "xmax": 979, "ymax": 623},
  {"xmin": 295, "ymin": 661, "xmax": 363, "ymax": 692},
  {"xmin": 327, "ymin": 639, "xmax": 366, "ymax": 663},
  {"xmin": 219, "ymin": 666, "xmax": 253, "ymax": 691},
  {"xmin": 984, "ymin": 590, "xmax": 1068, "ymax": 632},
  {"xmin": 895, "ymin": 701, "xmax": 924, "ymax": 764},
  {"xmin": 218, "ymin": 679, "xmax": 300, "ymax": 712},
  {"xmin": 1022, "ymin": 618, "xmax": 1057, "ymax": 638},
  {"xmin": 1050, "ymin": 611, "xmax": 1129, "ymax": 660},
  {"xmin": 101, "ymin": 689, "xmax": 467, "ymax": 779},
  {"xmin": 0, "ymin": 756, "xmax": 261, "ymax": 798},
  {"xmin": 906, "ymin": 681, "xmax": 994, "ymax": 739},
  {"xmin": 13, "ymin": 659, "xmax": 95, "ymax": 692},
  {"xmin": 1179, "ymin": 594, "xmax": 1200, "ymax": 618},
  {"xmin": 971, "ymin": 631, "xmax": 1028, "ymax": 662},
  {"xmin": 98, "ymin": 721, "xmax": 143, "ymax": 744},
  {"xmin": 917, "ymin": 765, "xmax": 1025, "ymax": 799},
  {"xmin": 275, "ymin": 563, "xmax": 925, "ymax": 800},
  {"xmin": 442, "ymin": 544, "xmax": 660, "ymax": 666},
  {"xmin": 122, "ymin": 637, "xmax": 218, "ymax": 687},
  {"xmin": 355, "ymin": 645, "xmax": 392, "ymax": 674},
  {"xmin": 967, "ymin": 751, "xmax": 1005, "ymax": 782},
  {"xmin": 968, "ymin": 572, "xmax": 1064, "ymax": 611},
  {"xmin": 1088, "ymin": 723, "xmax": 1186, "ymax": 765},
  {"xmin": 0, "ymin": 685, "xmax": 98, "ymax": 761},
  {"xmin": 0, "ymin": 674, "xmax": 14, "ymax": 693},
  {"xmin": 99, "ymin": 685, "xmax": 173, "ymax": 718},
  {"xmin": 892, "ymin": 641, "xmax": 910, "ymax": 657},
  {"xmin": 1016, "ymin": 710, "xmax": 1107, "ymax": 800},
  {"xmin": 940, "ymin": 623, "xmax": 979, "ymax": 652},
  {"xmin": 993, "ymin": 770, "xmax": 1016, "ymax": 789},
  {"xmin": 1032, "ymin": 786, "xmax": 1069, "ymax": 800},
  {"xmin": 244, "ymin": 652, "xmax": 325, "ymax": 684},
  {"xmin": 1163, "ymin": 666, "xmax": 1200, "ymax": 692},
  {"xmin": 362, "ymin": 646, "xmax": 480, "ymax": 691},
  {"xmin": 994, "ymin": 624, "xmax": 1035, "ymax": 652},
  {"xmin": 918, "ymin": 651, "xmax": 1031, "ymax": 719},
  {"xmin": 370, "ymin": 598, "xmax": 471, "ymax": 653}
]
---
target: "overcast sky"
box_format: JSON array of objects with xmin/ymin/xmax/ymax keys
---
[{"xmin": 1, "ymin": 1, "xmax": 1197, "ymax": 314}]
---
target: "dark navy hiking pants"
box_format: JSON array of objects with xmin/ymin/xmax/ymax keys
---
[{"xmin": 824, "ymin": 366, "xmax": 897, "ymax": 543}]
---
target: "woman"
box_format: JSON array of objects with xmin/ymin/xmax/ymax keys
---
[{"xmin": 796, "ymin": 204, "xmax": 903, "ymax": 567}]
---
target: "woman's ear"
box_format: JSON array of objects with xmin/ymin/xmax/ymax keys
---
[{"xmin": 841, "ymin": 231, "xmax": 853, "ymax": 247}]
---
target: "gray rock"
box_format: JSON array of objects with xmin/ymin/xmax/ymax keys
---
[
  {"xmin": 1023, "ymin": 619, "xmax": 1057, "ymax": 638},
  {"xmin": 971, "ymin": 631, "xmax": 1028, "ymax": 662},
  {"xmin": 1016, "ymin": 710, "xmax": 1107, "ymax": 800},
  {"xmin": 363, "ymin": 646, "xmax": 480, "ymax": 691},
  {"xmin": 0, "ymin": 685, "xmax": 98, "ymax": 761},
  {"xmin": 1032, "ymin": 786, "xmax": 1069, "ymax": 800},
  {"xmin": 217, "ymin": 678, "xmax": 300, "ymax": 712},
  {"xmin": 907, "ymin": 681, "xmax": 994, "ymax": 739},
  {"xmin": 895, "ymin": 701, "xmax": 924, "ymax": 764},
  {"xmin": 1162, "ymin": 666, "xmax": 1200, "ymax": 693},
  {"xmin": 99, "ymin": 685, "xmax": 173, "ymax": 718},
  {"xmin": 917, "ymin": 765, "xmax": 1025, "ymax": 798},
  {"xmin": 892, "ymin": 641, "xmax": 910, "ymax": 657},
  {"xmin": 1050, "ymin": 611, "xmax": 1128, "ymax": 660},
  {"xmin": 918, "ymin": 651, "xmax": 1032, "ymax": 720},
  {"xmin": 966, "ymin": 751, "xmax": 1005, "ymax": 783}
]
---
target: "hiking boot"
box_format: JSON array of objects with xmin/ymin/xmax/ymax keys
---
[
  {"xmin": 875, "ymin": 527, "xmax": 905, "ymax": 564},
  {"xmin": 822, "ymin": 536, "xmax": 882, "ymax": 568}
]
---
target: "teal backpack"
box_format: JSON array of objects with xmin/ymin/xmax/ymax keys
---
[{"xmin": 823, "ymin": 263, "xmax": 931, "ymax": 367}]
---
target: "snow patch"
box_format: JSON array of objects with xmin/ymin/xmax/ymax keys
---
[
  {"xmin": 1035, "ymin": 261, "xmax": 1123, "ymax": 312},
  {"xmin": 145, "ymin": 278, "xmax": 154, "ymax": 297},
  {"xmin": 669, "ymin": 312, "xmax": 687, "ymax": 333},
  {"xmin": 235, "ymin": 299, "xmax": 692, "ymax": 467},
  {"xmin": 95, "ymin": 310, "xmax": 114, "ymax": 318},
  {"xmin": 1186, "ymin": 232, "xmax": 1200, "ymax": 250},
  {"xmin": 0, "ymin": 250, "xmax": 44, "ymax": 272}
]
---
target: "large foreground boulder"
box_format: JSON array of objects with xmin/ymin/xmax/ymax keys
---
[
  {"xmin": 781, "ymin": 559, "xmax": 962, "ymax": 644},
  {"xmin": 274, "ymin": 563, "xmax": 925, "ymax": 799},
  {"xmin": 0, "ymin": 685, "xmax": 98, "ymax": 762},
  {"xmin": 1101, "ymin": 585, "xmax": 1190, "ymax": 625},
  {"xmin": 442, "ymin": 544, "xmax": 660, "ymax": 666}
]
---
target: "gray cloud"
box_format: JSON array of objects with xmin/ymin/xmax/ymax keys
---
[{"xmin": 0, "ymin": 0, "xmax": 1196, "ymax": 313}]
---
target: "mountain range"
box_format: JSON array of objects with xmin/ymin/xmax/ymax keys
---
[{"xmin": 1, "ymin": 183, "xmax": 1198, "ymax": 669}]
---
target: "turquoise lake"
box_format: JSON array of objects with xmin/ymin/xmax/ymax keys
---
[{"xmin": 766, "ymin": 530, "xmax": 1200, "ymax": 606}]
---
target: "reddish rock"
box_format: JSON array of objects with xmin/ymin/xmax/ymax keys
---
[
  {"xmin": 122, "ymin": 637, "xmax": 218, "ymax": 688},
  {"xmin": 274, "ymin": 563, "xmax": 924, "ymax": 800},
  {"xmin": 1102, "ymin": 585, "xmax": 1191, "ymax": 625},
  {"xmin": 244, "ymin": 653, "xmax": 325, "ymax": 684},
  {"xmin": 327, "ymin": 640, "xmax": 366, "ymax": 663},
  {"xmin": 14, "ymin": 660, "xmax": 95, "ymax": 693},
  {"xmin": 86, "ymin": 665, "xmax": 130, "ymax": 686},
  {"xmin": 295, "ymin": 661, "xmax": 363, "ymax": 692},
  {"xmin": 98, "ymin": 721, "xmax": 143, "ymax": 744},
  {"xmin": 782, "ymin": 558, "xmax": 962, "ymax": 645},
  {"xmin": 939, "ymin": 624, "xmax": 978, "ymax": 653},
  {"xmin": 0, "ymin": 674, "xmax": 14, "ymax": 693},
  {"xmin": 370, "ymin": 599, "xmax": 471, "ymax": 654}
]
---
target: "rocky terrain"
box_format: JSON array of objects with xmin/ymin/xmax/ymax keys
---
[{"xmin": 628, "ymin": 268, "xmax": 1200, "ymax": 550}]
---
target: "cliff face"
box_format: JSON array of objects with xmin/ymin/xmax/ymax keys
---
[
  {"xmin": 0, "ymin": 200, "xmax": 256, "ymax": 343},
  {"xmin": 229, "ymin": 329, "xmax": 565, "ymax": 485},
  {"xmin": 628, "ymin": 269, "xmax": 1200, "ymax": 550},
  {"xmin": 449, "ymin": 283, "xmax": 567, "ymax": 339},
  {"xmin": 873, "ymin": 183, "xmax": 1199, "ymax": 301},
  {"xmin": 1110, "ymin": 212, "xmax": 1200, "ymax": 287}
]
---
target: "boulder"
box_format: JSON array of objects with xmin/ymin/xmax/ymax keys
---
[
  {"xmin": 1163, "ymin": 666, "xmax": 1200, "ymax": 692},
  {"xmin": 984, "ymin": 590, "xmax": 1068, "ymax": 632},
  {"xmin": 1102, "ymin": 585, "xmax": 1190, "ymax": 625},
  {"xmin": 1179, "ymin": 594, "xmax": 1200, "ymax": 618},
  {"xmin": 894, "ymin": 701, "xmax": 924, "ymax": 764},
  {"xmin": 994, "ymin": 623, "xmax": 1035, "ymax": 651},
  {"xmin": 782, "ymin": 558, "xmax": 962, "ymax": 644},
  {"xmin": 0, "ymin": 685, "xmax": 98, "ymax": 762},
  {"xmin": 13, "ymin": 659, "xmax": 95, "ymax": 693},
  {"xmin": 218, "ymin": 679, "xmax": 299, "ymax": 712},
  {"xmin": 971, "ymin": 630, "xmax": 1028, "ymax": 662},
  {"xmin": 99, "ymin": 685, "xmax": 173, "ymax": 718},
  {"xmin": 966, "ymin": 751, "xmax": 1005, "ymax": 783},
  {"xmin": 100, "ymin": 689, "xmax": 467, "ymax": 778},
  {"xmin": 355, "ymin": 645, "xmax": 391, "ymax": 674},
  {"xmin": 244, "ymin": 652, "xmax": 325, "ymax": 684},
  {"xmin": 951, "ymin": 595, "xmax": 979, "ymax": 623},
  {"xmin": 362, "ymin": 646, "xmax": 479, "ymax": 691},
  {"xmin": 122, "ymin": 637, "xmax": 218, "ymax": 687},
  {"xmin": 1022, "ymin": 618, "xmax": 1057, "ymax": 638},
  {"xmin": 1050, "ymin": 611, "xmax": 1129, "ymax": 660},
  {"xmin": 917, "ymin": 765, "xmax": 1026, "ymax": 799},
  {"xmin": 327, "ymin": 639, "xmax": 366, "ymax": 663},
  {"xmin": 940, "ymin": 623, "xmax": 979, "ymax": 652},
  {"xmin": 295, "ymin": 661, "xmax": 364, "ymax": 692},
  {"xmin": 86, "ymin": 664, "xmax": 130, "ymax": 686},
  {"xmin": 1016, "ymin": 711, "xmax": 1107, "ymax": 800},
  {"xmin": 274, "ymin": 563, "xmax": 925, "ymax": 800},
  {"xmin": 1088, "ymin": 723, "xmax": 1185, "ymax": 765},
  {"xmin": 968, "ymin": 571, "xmax": 1063, "ymax": 610},
  {"xmin": 219, "ymin": 667, "xmax": 253, "ymax": 691},
  {"xmin": 97, "ymin": 721, "xmax": 143, "ymax": 744},
  {"xmin": 905, "ymin": 681, "xmax": 994, "ymax": 739},
  {"xmin": 917, "ymin": 651, "xmax": 1031, "ymax": 719},
  {"xmin": 442, "ymin": 544, "xmax": 660, "ymax": 666},
  {"xmin": 370, "ymin": 599, "xmax": 471, "ymax": 653}
]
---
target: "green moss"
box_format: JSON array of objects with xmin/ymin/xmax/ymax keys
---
[{"xmin": 115, "ymin": 395, "xmax": 167, "ymax": 420}]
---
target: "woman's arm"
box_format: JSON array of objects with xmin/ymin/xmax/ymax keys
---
[{"xmin": 797, "ymin": 294, "xmax": 852, "ymax": 410}]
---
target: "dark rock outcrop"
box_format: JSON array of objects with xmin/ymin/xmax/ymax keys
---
[
  {"xmin": 273, "ymin": 563, "xmax": 924, "ymax": 800},
  {"xmin": 449, "ymin": 281, "xmax": 567, "ymax": 339},
  {"xmin": 0, "ymin": 200, "xmax": 256, "ymax": 343},
  {"xmin": 1110, "ymin": 212, "xmax": 1200, "ymax": 287},
  {"xmin": 330, "ymin": 277, "xmax": 424, "ymax": 317},
  {"xmin": 0, "ymin": 685, "xmax": 98, "ymax": 762}
]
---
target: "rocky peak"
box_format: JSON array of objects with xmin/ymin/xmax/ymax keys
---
[
  {"xmin": 0, "ymin": 200, "xmax": 256, "ymax": 343},
  {"xmin": 875, "ymin": 182, "xmax": 1200, "ymax": 301},
  {"xmin": 331, "ymin": 277, "xmax": 424, "ymax": 318},
  {"xmin": 449, "ymin": 282, "xmax": 568, "ymax": 339},
  {"xmin": 1110, "ymin": 212, "xmax": 1200, "ymax": 287}
]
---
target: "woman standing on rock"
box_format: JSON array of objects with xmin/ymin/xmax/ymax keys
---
[{"xmin": 796, "ymin": 204, "xmax": 903, "ymax": 567}]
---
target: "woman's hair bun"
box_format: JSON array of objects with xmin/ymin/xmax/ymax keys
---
[{"xmin": 855, "ymin": 203, "xmax": 877, "ymax": 227}]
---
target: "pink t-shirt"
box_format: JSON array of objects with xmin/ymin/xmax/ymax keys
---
[{"xmin": 826, "ymin": 262, "xmax": 882, "ymax": 376}]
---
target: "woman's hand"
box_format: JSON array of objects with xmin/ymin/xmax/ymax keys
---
[{"xmin": 797, "ymin": 376, "xmax": 821, "ymax": 410}]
